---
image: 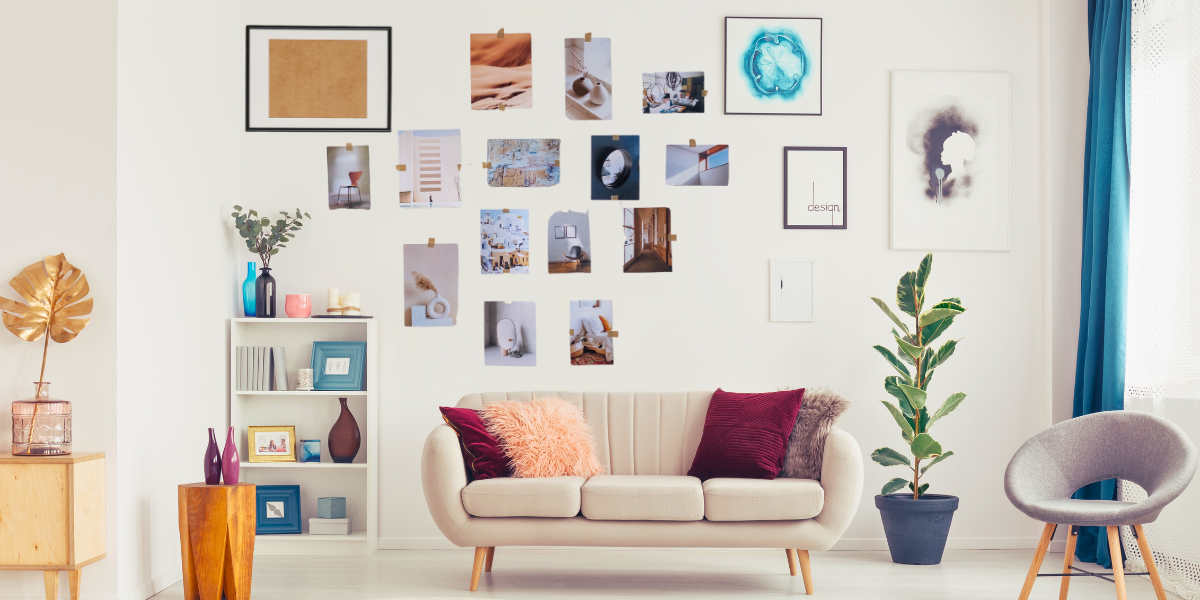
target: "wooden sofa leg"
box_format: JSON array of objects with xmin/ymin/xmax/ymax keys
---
[
  {"xmin": 470, "ymin": 547, "xmax": 487, "ymax": 592},
  {"xmin": 1133, "ymin": 525, "xmax": 1168, "ymax": 600},
  {"xmin": 1019, "ymin": 523, "xmax": 1056, "ymax": 600},
  {"xmin": 797, "ymin": 550, "xmax": 814, "ymax": 595},
  {"xmin": 786, "ymin": 549, "xmax": 798, "ymax": 576},
  {"xmin": 484, "ymin": 547, "xmax": 495, "ymax": 572}
]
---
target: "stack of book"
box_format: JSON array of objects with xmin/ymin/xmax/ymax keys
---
[{"xmin": 235, "ymin": 346, "xmax": 288, "ymax": 391}]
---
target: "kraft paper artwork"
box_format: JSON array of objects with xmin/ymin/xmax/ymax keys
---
[{"xmin": 269, "ymin": 39, "xmax": 368, "ymax": 118}]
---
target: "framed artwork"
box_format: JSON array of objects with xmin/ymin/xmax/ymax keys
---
[
  {"xmin": 890, "ymin": 71, "xmax": 1011, "ymax": 251},
  {"xmin": 566, "ymin": 225, "xmax": 577, "ymax": 238},
  {"xmin": 246, "ymin": 26, "xmax": 392, "ymax": 132},
  {"xmin": 255, "ymin": 484, "xmax": 302, "ymax": 535},
  {"xmin": 247, "ymin": 426, "xmax": 297, "ymax": 463},
  {"xmin": 554, "ymin": 226, "xmax": 565, "ymax": 239},
  {"xmin": 784, "ymin": 147, "xmax": 846, "ymax": 229},
  {"xmin": 769, "ymin": 259, "xmax": 815, "ymax": 322},
  {"xmin": 310, "ymin": 341, "xmax": 367, "ymax": 390},
  {"xmin": 725, "ymin": 17, "xmax": 822, "ymax": 116}
]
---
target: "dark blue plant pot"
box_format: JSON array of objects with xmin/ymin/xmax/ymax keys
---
[{"xmin": 875, "ymin": 493, "xmax": 959, "ymax": 565}]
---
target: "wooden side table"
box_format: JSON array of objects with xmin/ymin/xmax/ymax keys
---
[
  {"xmin": 0, "ymin": 450, "xmax": 105, "ymax": 600},
  {"xmin": 177, "ymin": 483, "xmax": 256, "ymax": 600}
]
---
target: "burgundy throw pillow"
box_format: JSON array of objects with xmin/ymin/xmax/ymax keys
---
[
  {"xmin": 687, "ymin": 388, "xmax": 806, "ymax": 481},
  {"xmin": 440, "ymin": 407, "xmax": 511, "ymax": 480}
]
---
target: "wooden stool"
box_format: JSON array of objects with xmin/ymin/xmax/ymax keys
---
[
  {"xmin": 177, "ymin": 483, "xmax": 256, "ymax": 600},
  {"xmin": 0, "ymin": 450, "xmax": 105, "ymax": 600}
]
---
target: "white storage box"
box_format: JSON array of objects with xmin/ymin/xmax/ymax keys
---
[{"xmin": 308, "ymin": 516, "xmax": 352, "ymax": 535}]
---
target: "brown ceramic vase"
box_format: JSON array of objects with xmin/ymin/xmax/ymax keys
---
[{"xmin": 328, "ymin": 397, "xmax": 361, "ymax": 463}]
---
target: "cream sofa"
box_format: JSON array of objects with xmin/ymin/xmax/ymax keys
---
[{"xmin": 422, "ymin": 391, "xmax": 863, "ymax": 594}]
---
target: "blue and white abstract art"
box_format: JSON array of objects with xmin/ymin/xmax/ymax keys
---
[{"xmin": 725, "ymin": 17, "xmax": 822, "ymax": 115}]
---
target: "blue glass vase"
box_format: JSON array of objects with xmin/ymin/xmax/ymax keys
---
[{"xmin": 242, "ymin": 262, "xmax": 256, "ymax": 317}]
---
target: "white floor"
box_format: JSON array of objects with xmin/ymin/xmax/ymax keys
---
[{"xmin": 149, "ymin": 548, "xmax": 1176, "ymax": 599}]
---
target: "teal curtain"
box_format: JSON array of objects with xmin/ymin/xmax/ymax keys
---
[{"xmin": 1071, "ymin": 0, "xmax": 1131, "ymax": 569}]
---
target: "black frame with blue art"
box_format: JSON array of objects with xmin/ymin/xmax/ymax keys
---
[
  {"xmin": 255, "ymin": 484, "xmax": 302, "ymax": 534},
  {"xmin": 310, "ymin": 341, "xmax": 367, "ymax": 391}
]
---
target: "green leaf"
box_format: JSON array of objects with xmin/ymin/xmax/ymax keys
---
[
  {"xmin": 884, "ymin": 377, "xmax": 914, "ymax": 417},
  {"xmin": 921, "ymin": 315, "xmax": 956, "ymax": 346},
  {"xmin": 882, "ymin": 477, "xmax": 909, "ymax": 495},
  {"xmin": 930, "ymin": 339, "xmax": 958, "ymax": 369},
  {"xmin": 881, "ymin": 401, "xmax": 915, "ymax": 442},
  {"xmin": 920, "ymin": 451, "xmax": 954, "ymax": 474},
  {"xmin": 269, "ymin": 248, "xmax": 279, "ymax": 255},
  {"xmin": 249, "ymin": 209, "xmax": 257, "ymax": 216},
  {"xmin": 931, "ymin": 300, "xmax": 966, "ymax": 312},
  {"xmin": 903, "ymin": 406, "xmax": 930, "ymax": 437},
  {"xmin": 916, "ymin": 346, "xmax": 934, "ymax": 387},
  {"xmin": 908, "ymin": 482, "xmax": 930, "ymax": 497},
  {"xmin": 896, "ymin": 270, "xmax": 921, "ymax": 317},
  {"xmin": 919, "ymin": 307, "xmax": 964, "ymax": 328},
  {"xmin": 233, "ymin": 205, "xmax": 243, "ymax": 211},
  {"xmin": 915, "ymin": 253, "xmax": 933, "ymax": 291},
  {"xmin": 910, "ymin": 433, "xmax": 943, "ymax": 459},
  {"xmin": 873, "ymin": 346, "xmax": 911, "ymax": 382},
  {"xmin": 304, "ymin": 212, "xmax": 311, "ymax": 218},
  {"xmin": 897, "ymin": 383, "xmax": 928, "ymax": 411},
  {"xmin": 871, "ymin": 297, "xmax": 911, "ymax": 335},
  {"xmin": 871, "ymin": 447, "xmax": 912, "ymax": 467},
  {"xmin": 927, "ymin": 393, "xmax": 966, "ymax": 430},
  {"xmin": 894, "ymin": 334, "xmax": 922, "ymax": 361}
]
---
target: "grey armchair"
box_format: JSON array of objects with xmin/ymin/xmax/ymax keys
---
[{"xmin": 1004, "ymin": 411, "xmax": 1197, "ymax": 600}]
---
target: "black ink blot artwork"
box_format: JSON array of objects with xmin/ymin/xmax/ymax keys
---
[{"xmin": 907, "ymin": 105, "xmax": 979, "ymax": 203}]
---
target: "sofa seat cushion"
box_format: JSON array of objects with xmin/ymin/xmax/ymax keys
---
[
  {"xmin": 581, "ymin": 475, "xmax": 704, "ymax": 521},
  {"xmin": 461, "ymin": 476, "xmax": 585, "ymax": 518},
  {"xmin": 702, "ymin": 478, "xmax": 824, "ymax": 522}
]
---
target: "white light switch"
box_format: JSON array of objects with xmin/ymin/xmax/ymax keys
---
[{"xmin": 770, "ymin": 259, "xmax": 814, "ymax": 322}]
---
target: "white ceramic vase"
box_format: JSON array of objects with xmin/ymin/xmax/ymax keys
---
[
  {"xmin": 588, "ymin": 84, "xmax": 610, "ymax": 106},
  {"xmin": 427, "ymin": 294, "xmax": 452, "ymax": 320}
]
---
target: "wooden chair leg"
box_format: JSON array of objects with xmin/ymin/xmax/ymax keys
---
[
  {"xmin": 68, "ymin": 569, "xmax": 81, "ymax": 600},
  {"xmin": 1107, "ymin": 526, "xmax": 1127, "ymax": 600},
  {"xmin": 1019, "ymin": 523, "xmax": 1057, "ymax": 600},
  {"xmin": 785, "ymin": 548, "xmax": 798, "ymax": 576},
  {"xmin": 1133, "ymin": 525, "xmax": 1168, "ymax": 600},
  {"xmin": 43, "ymin": 571, "xmax": 58, "ymax": 600},
  {"xmin": 1059, "ymin": 526, "xmax": 1077, "ymax": 600},
  {"xmin": 469, "ymin": 547, "xmax": 488, "ymax": 592},
  {"xmin": 484, "ymin": 547, "xmax": 495, "ymax": 573},
  {"xmin": 797, "ymin": 549, "xmax": 814, "ymax": 595}
]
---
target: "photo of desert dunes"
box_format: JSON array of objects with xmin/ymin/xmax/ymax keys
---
[{"xmin": 470, "ymin": 33, "xmax": 533, "ymax": 110}]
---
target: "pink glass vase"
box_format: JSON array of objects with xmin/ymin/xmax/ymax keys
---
[
  {"xmin": 285, "ymin": 294, "xmax": 312, "ymax": 318},
  {"xmin": 11, "ymin": 382, "xmax": 71, "ymax": 456},
  {"xmin": 221, "ymin": 426, "xmax": 239, "ymax": 485}
]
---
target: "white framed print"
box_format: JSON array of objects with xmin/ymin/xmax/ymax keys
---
[
  {"xmin": 725, "ymin": 17, "xmax": 822, "ymax": 116},
  {"xmin": 246, "ymin": 26, "xmax": 392, "ymax": 132},
  {"xmin": 890, "ymin": 71, "xmax": 1011, "ymax": 251},
  {"xmin": 769, "ymin": 259, "xmax": 815, "ymax": 322},
  {"xmin": 784, "ymin": 147, "xmax": 846, "ymax": 229}
]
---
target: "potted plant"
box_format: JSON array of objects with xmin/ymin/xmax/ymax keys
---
[
  {"xmin": 869, "ymin": 253, "xmax": 967, "ymax": 565},
  {"xmin": 230, "ymin": 206, "xmax": 310, "ymax": 318}
]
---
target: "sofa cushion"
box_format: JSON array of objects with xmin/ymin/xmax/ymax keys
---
[
  {"xmin": 687, "ymin": 388, "xmax": 806, "ymax": 481},
  {"xmin": 483, "ymin": 397, "xmax": 606, "ymax": 478},
  {"xmin": 581, "ymin": 475, "xmax": 704, "ymax": 521},
  {"xmin": 461, "ymin": 476, "xmax": 585, "ymax": 518},
  {"xmin": 702, "ymin": 478, "xmax": 824, "ymax": 521},
  {"xmin": 439, "ymin": 407, "xmax": 511, "ymax": 481}
]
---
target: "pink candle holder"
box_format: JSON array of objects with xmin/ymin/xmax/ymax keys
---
[{"xmin": 284, "ymin": 294, "xmax": 312, "ymax": 318}]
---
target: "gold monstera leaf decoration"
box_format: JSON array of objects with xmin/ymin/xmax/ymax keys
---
[{"xmin": 0, "ymin": 254, "xmax": 92, "ymax": 343}]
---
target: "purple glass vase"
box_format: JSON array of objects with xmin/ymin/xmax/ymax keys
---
[
  {"xmin": 204, "ymin": 428, "xmax": 221, "ymax": 484},
  {"xmin": 221, "ymin": 426, "xmax": 239, "ymax": 485}
]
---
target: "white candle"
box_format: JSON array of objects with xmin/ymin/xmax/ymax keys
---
[
  {"xmin": 327, "ymin": 288, "xmax": 341, "ymax": 315},
  {"xmin": 342, "ymin": 292, "xmax": 361, "ymax": 315}
]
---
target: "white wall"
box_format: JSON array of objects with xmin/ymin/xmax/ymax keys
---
[
  {"xmin": 666, "ymin": 145, "xmax": 701, "ymax": 185},
  {"xmin": 236, "ymin": 0, "xmax": 1067, "ymax": 552},
  {"xmin": 0, "ymin": 3, "xmax": 119, "ymax": 597}
]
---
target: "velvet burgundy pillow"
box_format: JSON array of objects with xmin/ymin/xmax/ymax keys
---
[
  {"xmin": 687, "ymin": 388, "xmax": 806, "ymax": 481},
  {"xmin": 440, "ymin": 407, "xmax": 511, "ymax": 481}
]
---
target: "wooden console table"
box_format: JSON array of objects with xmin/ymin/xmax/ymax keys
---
[
  {"xmin": 0, "ymin": 451, "xmax": 105, "ymax": 600},
  {"xmin": 178, "ymin": 483, "xmax": 256, "ymax": 600}
]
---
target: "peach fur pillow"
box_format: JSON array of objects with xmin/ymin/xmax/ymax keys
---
[{"xmin": 483, "ymin": 396, "xmax": 606, "ymax": 478}]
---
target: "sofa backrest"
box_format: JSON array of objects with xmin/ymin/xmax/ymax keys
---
[{"xmin": 456, "ymin": 391, "xmax": 714, "ymax": 476}]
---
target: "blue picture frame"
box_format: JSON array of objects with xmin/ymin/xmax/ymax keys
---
[
  {"xmin": 310, "ymin": 341, "xmax": 366, "ymax": 391},
  {"xmin": 256, "ymin": 484, "xmax": 302, "ymax": 534}
]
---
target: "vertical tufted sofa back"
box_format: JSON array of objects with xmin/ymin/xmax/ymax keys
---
[{"xmin": 455, "ymin": 391, "xmax": 715, "ymax": 476}]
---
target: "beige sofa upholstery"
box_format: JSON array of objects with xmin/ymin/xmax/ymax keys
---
[{"xmin": 422, "ymin": 391, "xmax": 863, "ymax": 593}]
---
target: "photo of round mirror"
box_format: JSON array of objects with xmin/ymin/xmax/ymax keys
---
[{"xmin": 599, "ymin": 149, "xmax": 633, "ymax": 189}]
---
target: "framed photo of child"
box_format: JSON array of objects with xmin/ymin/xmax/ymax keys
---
[{"xmin": 247, "ymin": 425, "xmax": 297, "ymax": 463}]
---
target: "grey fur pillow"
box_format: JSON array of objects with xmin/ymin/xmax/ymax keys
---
[{"xmin": 779, "ymin": 388, "xmax": 851, "ymax": 480}]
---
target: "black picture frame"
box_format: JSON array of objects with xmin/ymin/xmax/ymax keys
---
[
  {"xmin": 256, "ymin": 484, "xmax": 302, "ymax": 534},
  {"xmin": 783, "ymin": 146, "xmax": 847, "ymax": 230},
  {"xmin": 246, "ymin": 25, "xmax": 392, "ymax": 132},
  {"xmin": 724, "ymin": 17, "xmax": 823, "ymax": 116}
]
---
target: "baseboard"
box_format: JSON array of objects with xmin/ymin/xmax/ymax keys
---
[
  {"xmin": 119, "ymin": 566, "xmax": 182, "ymax": 600},
  {"xmin": 378, "ymin": 537, "xmax": 1059, "ymax": 552}
]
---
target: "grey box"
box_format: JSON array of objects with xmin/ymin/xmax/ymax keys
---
[{"xmin": 317, "ymin": 497, "xmax": 346, "ymax": 519}]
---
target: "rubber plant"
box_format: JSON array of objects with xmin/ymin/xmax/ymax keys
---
[{"xmin": 869, "ymin": 253, "xmax": 967, "ymax": 499}]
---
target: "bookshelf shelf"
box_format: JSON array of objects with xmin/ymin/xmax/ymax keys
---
[{"xmin": 229, "ymin": 317, "xmax": 378, "ymax": 556}]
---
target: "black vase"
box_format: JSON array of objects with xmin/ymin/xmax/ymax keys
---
[
  {"xmin": 328, "ymin": 397, "xmax": 361, "ymax": 463},
  {"xmin": 255, "ymin": 267, "xmax": 276, "ymax": 318},
  {"xmin": 203, "ymin": 428, "xmax": 221, "ymax": 485}
]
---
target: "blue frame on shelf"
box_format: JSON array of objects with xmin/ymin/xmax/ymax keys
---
[
  {"xmin": 310, "ymin": 341, "xmax": 366, "ymax": 391},
  {"xmin": 255, "ymin": 484, "xmax": 302, "ymax": 534}
]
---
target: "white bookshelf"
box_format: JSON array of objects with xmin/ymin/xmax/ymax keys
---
[{"xmin": 229, "ymin": 317, "xmax": 378, "ymax": 556}]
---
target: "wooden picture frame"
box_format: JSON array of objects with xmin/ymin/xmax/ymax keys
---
[
  {"xmin": 783, "ymin": 146, "xmax": 847, "ymax": 230},
  {"xmin": 247, "ymin": 425, "xmax": 297, "ymax": 463}
]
